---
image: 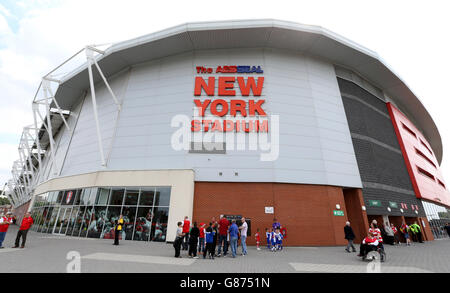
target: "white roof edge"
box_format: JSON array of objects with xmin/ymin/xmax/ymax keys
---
[{"xmin": 52, "ymin": 18, "xmax": 443, "ymax": 163}]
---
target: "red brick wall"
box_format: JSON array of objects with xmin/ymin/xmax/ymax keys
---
[
  {"xmin": 193, "ymin": 182, "xmax": 356, "ymax": 246},
  {"xmin": 343, "ymin": 189, "xmax": 369, "ymax": 243},
  {"xmin": 420, "ymin": 217, "xmax": 434, "ymax": 241}
]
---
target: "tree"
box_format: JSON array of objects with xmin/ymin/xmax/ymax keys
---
[{"xmin": 0, "ymin": 197, "xmax": 10, "ymax": 205}]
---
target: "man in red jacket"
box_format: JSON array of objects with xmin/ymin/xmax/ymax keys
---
[
  {"xmin": 13, "ymin": 212, "xmax": 34, "ymax": 248},
  {"xmin": 0, "ymin": 212, "xmax": 13, "ymax": 249},
  {"xmin": 217, "ymin": 215, "xmax": 230, "ymax": 257}
]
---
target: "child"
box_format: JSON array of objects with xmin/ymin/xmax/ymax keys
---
[
  {"xmin": 173, "ymin": 221, "xmax": 184, "ymax": 258},
  {"xmin": 276, "ymin": 228, "xmax": 283, "ymax": 250},
  {"xmin": 198, "ymin": 223, "xmax": 206, "ymax": 254},
  {"xmin": 203, "ymin": 222, "xmax": 215, "ymax": 259},
  {"xmin": 270, "ymin": 229, "xmax": 277, "ymax": 251},
  {"xmin": 400, "ymin": 222, "xmax": 411, "ymax": 246},
  {"xmin": 265, "ymin": 228, "xmax": 271, "ymax": 249},
  {"xmin": 255, "ymin": 228, "xmax": 261, "ymax": 250}
]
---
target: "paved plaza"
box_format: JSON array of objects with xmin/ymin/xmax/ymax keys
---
[{"xmin": 1, "ymin": 225, "xmax": 449, "ymax": 273}]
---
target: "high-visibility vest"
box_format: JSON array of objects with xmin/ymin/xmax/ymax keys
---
[{"xmin": 116, "ymin": 218, "xmax": 124, "ymax": 231}]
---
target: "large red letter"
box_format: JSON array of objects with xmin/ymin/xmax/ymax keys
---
[
  {"xmin": 191, "ymin": 120, "xmax": 201, "ymax": 132},
  {"xmin": 230, "ymin": 100, "xmax": 247, "ymax": 117},
  {"xmin": 194, "ymin": 99, "xmax": 211, "ymax": 116},
  {"xmin": 248, "ymin": 100, "xmax": 266, "ymax": 116},
  {"xmin": 218, "ymin": 77, "xmax": 236, "ymax": 96},
  {"xmin": 210, "ymin": 99, "xmax": 229, "ymax": 117},
  {"xmin": 194, "ymin": 77, "xmax": 215, "ymax": 96},
  {"xmin": 237, "ymin": 77, "xmax": 264, "ymax": 96}
]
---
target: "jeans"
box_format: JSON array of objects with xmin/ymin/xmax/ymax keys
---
[
  {"xmin": 230, "ymin": 237, "xmax": 238, "ymax": 257},
  {"xmin": 217, "ymin": 234, "xmax": 228, "ymax": 255},
  {"xmin": 182, "ymin": 233, "xmax": 190, "ymax": 250},
  {"xmin": 346, "ymin": 239, "xmax": 356, "ymax": 251},
  {"xmin": 0, "ymin": 232, "xmax": 6, "ymax": 247},
  {"xmin": 240, "ymin": 235, "xmax": 247, "ymax": 255},
  {"xmin": 198, "ymin": 238, "xmax": 205, "ymax": 253},
  {"xmin": 173, "ymin": 237, "xmax": 182, "ymax": 257}
]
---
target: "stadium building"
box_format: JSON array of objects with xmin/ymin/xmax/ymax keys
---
[{"xmin": 6, "ymin": 19, "xmax": 450, "ymax": 245}]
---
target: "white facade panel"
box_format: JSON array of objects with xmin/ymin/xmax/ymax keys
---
[{"xmin": 42, "ymin": 48, "xmax": 362, "ymax": 188}]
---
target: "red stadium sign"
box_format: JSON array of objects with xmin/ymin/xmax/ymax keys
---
[{"xmin": 191, "ymin": 66, "xmax": 268, "ymax": 133}]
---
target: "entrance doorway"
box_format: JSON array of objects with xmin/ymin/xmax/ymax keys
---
[{"xmin": 52, "ymin": 207, "xmax": 72, "ymax": 235}]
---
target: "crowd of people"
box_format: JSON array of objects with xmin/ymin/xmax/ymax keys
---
[
  {"xmin": 2, "ymin": 210, "xmax": 450, "ymax": 256},
  {"xmin": 172, "ymin": 216, "xmax": 286, "ymax": 259},
  {"xmin": 344, "ymin": 219, "xmax": 436, "ymax": 261},
  {"xmin": 0, "ymin": 212, "xmax": 33, "ymax": 249}
]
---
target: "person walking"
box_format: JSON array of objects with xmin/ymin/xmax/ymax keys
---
[
  {"xmin": 410, "ymin": 221, "xmax": 424, "ymax": 243},
  {"xmin": 13, "ymin": 212, "xmax": 33, "ymax": 248},
  {"xmin": 228, "ymin": 219, "xmax": 239, "ymax": 258},
  {"xmin": 182, "ymin": 216, "xmax": 191, "ymax": 251},
  {"xmin": 217, "ymin": 215, "xmax": 229, "ymax": 257},
  {"xmin": 113, "ymin": 214, "xmax": 124, "ymax": 245},
  {"xmin": 188, "ymin": 222, "xmax": 200, "ymax": 258},
  {"xmin": 238, "ymin": 217, "xmax": 248, "ymax": 256},
  {"xmin": 0, "ymin": 213, "xmax": 13, "ymax": 249},
  {"xmin": 344, "ymin": 221, "xmax": 356, "ymax": 253},
  {"xmin": 173, "ymin": 221, "xmax": 185, "ymax": 258}
]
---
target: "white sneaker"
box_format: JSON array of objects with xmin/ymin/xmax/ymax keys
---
[
  {"xmin": 193, "ymin": 256, "xmax": 199, "ymax": 259},
  {"xmin": 257, "ymin": 248, "xmax": 261, "ymax": 250}
]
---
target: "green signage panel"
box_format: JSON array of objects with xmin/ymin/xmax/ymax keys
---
[
  {"xmin": 333, "ymin": 210, "xmax": 344, "ymax": 216},
  {"xmin": 389, "ymin": 202, "xmax": 398, "ymax": 208},
  {"xmin": 369, "ymin": 200, "xmax": 382, "ymax": 207}
]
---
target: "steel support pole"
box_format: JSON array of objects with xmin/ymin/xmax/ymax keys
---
[
  {"xmin": 93, "ymin": 60, "xmax": 121, "ymax": 111},
  {"xmin": 86, "ymin": 53, "xmax": 106, "ymax": 166},
  {"xmin": 42, "ymin": 88, "xmax": 58, "ymax": 176},
  {"xmin": 46, "ymin": 83, "xmax": 71, "ymax": 131}
]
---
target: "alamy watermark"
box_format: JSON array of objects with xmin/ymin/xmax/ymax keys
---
[
  {"xmin": 170, "ymin": 114, "xmax": 280, "ymax": 161},
  {"xmin": 66, "ymin": 251, "xmax": 81, "ymax": 273}
]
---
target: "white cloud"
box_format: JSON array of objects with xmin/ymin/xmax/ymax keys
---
[
  {"xmin": 0, "ymin": 143, "xmax": 17, "ymax": 170},
  {"xmin": 0, "ymin": 0, "xmax": 450, "ymax": 186}
]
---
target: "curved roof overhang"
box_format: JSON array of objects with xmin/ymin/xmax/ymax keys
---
[{"xmin": 53, "ymin": 19, "xmax": 443, "ymax": 164}]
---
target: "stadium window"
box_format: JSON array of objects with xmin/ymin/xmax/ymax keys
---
[
  {"xmin": 417, "ymin": 166, "xmax": 435, "ymax": 181},
  {"xmin": 402, "ymin": 123, "xmax": 417, "ymax": 138},
  {"xmin": 419, "ymin": 138, "xmax": 433, "ymax": 156},
  {"xmin": 437, "ymin": 179, "xmax": 446, "ymax": 190},
  {"xmin": 415, "ymin": 148, "xmax": 436, "ymax": 168}
]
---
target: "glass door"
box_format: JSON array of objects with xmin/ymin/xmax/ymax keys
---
[{"xmin": 53, "ymin": 207, "xmax": 72, "ymax": 235}]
